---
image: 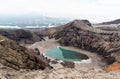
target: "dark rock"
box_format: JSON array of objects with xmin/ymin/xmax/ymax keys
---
[
  {"xmin": 112, "ymin": 51, "xmax": 120, "ymax": 63},
  {"xmin": 34, "ymin": 48, "xmax": 40, "ymax": 55},
  {"xmin": 0, "ymin": 29, "xmax": 44, "ymax": 44},
  {"xmin": 50, "ymin": 20, "xmax": 120, "ymax": 65},
  {"xmin": 51, "ymin": 60, "xmax": 58, "ymax": 64},
  {"xmin": 0, "ymin": 35, "xmax": 51, "ymax": 70},
  {"xmin": 60, "ymin": 61, "xmax": 75, "ymax": 68},
  {"xmin": 100, "ymin": 19, "xmax": 120, "ymax": 25}
]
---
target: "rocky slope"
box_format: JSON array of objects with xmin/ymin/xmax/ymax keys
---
[
  {"xmin": 0, "ymin": 35, "xmax": 51, "ymax": 70},
  {"xmin": 13, "ymin": 68, "xmax": 120, "ymax": 79},
  {"xmin": 100, "ymin": 19, "xmax": 120, "ymax": 25},
  {"xmin": 50, "ymin": 20, "xmax": 120, "ymax": 66},
  {"xmin": 0, "ymin": 29, "xmax": 45, "ymax": 44}
]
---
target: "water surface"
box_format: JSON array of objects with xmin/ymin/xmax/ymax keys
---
[{"xmin": 45, "ymin": 47, "xmax": 89, "ymax": 61}]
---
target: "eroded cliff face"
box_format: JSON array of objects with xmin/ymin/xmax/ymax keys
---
[
  {"xmin": 50, "ymin": 20, "xmax": 120, "ymax": 65},
  {"xmin": 0, "ymin": 29, "xmax": 45, "ymax": 44},
  {"xmin": 0, "ymin": 35, "xmax": 51, "ymax": 70}
]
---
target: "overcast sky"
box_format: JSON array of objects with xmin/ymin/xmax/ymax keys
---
[{"xmin": 0, "ymin": 0, "xmax": 120, "ymax": 22}]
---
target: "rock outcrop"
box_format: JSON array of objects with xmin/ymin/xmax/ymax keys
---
[
  {"xmin": 103, "ymin": 62, "xmax": 120, "ymax": 72},
  {"xmin": 103, "ymin": 50, "xmax": 120, "ymax": 71},
  {"xmin": 0, "ymin": 29, "xmax": 45, "ymax": 44},
  {"xmin": 60, "ymin": 61, "xmax": 75, "ymax": 68},
  {"xmin": 50, "ymin": 20, "xmax": 120, "ymax": 65},
  {"xmin": 0, "ymin": 35, "xmax": 51, "ymax": 70}
]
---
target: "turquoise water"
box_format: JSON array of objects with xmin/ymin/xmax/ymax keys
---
[{"xmin": 45, "ymin": 47, "xmax": 89, "ymax": 61}]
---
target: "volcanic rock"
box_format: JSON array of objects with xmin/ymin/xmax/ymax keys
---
[
  {"xmin": 0, "ymin": 35, "xmax": 51, "ymax": 70},
  {"xmin": 60, "ymin": 61, "xmax": 75, "ymax": 68},
  {"xmin": 100, "ymin": 19, "xmax": 120, "ymax": 25},
  {"xmin": 50, "ymin": 20, "xmax": 120, "ymax": 65},
  {"xmin": 51, "ymin": 60, "xmax": 59, "ymax": 64},
  {"xmin": 41, "ymin": 20, "xmax": 92, "ymax": 37},
  {"xmin": 103, "ymin": 62, "xmax": 120, "ymax": 72},
  {"xmin": 0, "ymin": 29, "xmax": 45, "ymax": 44}
]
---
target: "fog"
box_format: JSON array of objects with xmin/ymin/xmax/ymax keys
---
[{"xmin": 0, "ymin": 0, "xmax": 120, "ymax": 22}]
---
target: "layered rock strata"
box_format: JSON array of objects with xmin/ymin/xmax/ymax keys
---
[
  {"xmin": 50, "ymin": 20, "xmax": 120, "ymax": 66},
  {"xmin": 0, "ymin": 35, "xmax": 51, "ymax": 70},
  {"xmin": 0, "ymin": 29, "xmax": 45, "ymax": 44}
]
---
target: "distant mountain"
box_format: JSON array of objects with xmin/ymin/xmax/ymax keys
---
[
  {"xmin": 100, "ymin": 19, "xmax": 120, "ymax": 25},
  {"xmin": 0, "ymin": 14, "xmax": 70, "ymax": 28}
]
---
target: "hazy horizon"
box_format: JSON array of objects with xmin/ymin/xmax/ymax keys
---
[{"xmin": 0, "ymin": 0, "xmax": 120, "ymax": 22}]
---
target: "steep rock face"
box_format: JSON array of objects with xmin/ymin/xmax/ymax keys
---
[
  {"xmin": 0, "ymin": 29, "xmax": 45, "ymax": 44},
  {"xmin": 50, "ymin": 20, "xmax": 120, "ymax": 64},
  {"xmin": 0, "ymin": 35, "xmax": 51, "ymax": 70}
]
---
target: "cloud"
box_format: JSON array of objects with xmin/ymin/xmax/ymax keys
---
[{"xmin": 0, "ymin": 0, "xmax": 120, "ymax": 22}]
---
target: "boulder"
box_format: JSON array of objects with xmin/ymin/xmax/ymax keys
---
[
  {"xmin": 51, "ymin": 60, "xmax": 59, "ymax": 64},
  {"xmin": 60, "ymin": 61, "xmax": 75, "ymax": 68}
]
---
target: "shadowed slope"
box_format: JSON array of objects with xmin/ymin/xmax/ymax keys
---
[
  {"xmin": 0, "ymin": 29, "xmax": 45, "ymax": 44},
  {"xmin": 50, "ymin": 20, "xmax": 120, "ymax": 66},
  {"xmin": 0, "ymin": 35, "xmax": 51, "ymax": 70}
]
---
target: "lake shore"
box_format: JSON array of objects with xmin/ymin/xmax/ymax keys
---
[
  {"xmin": 0, "ymin": 20, "xmax": 120, "ymax": 79},
  {"xmin": 0, "ymin": 38, "xmax": 120, "ymax": 79}
]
